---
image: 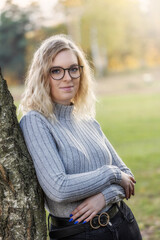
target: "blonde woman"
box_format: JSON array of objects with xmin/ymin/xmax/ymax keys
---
[{"xmin": 19, "ymin": 35, "xmax": 142, "ymax": 240}]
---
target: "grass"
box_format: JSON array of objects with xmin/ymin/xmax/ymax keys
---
[
  {"xmin": 15, "ymin": 91, "xmax": 160, "ymax": 239},
  {"xmin": 96, "ymin": 93, "xmax": 160, "ymax": 239}
]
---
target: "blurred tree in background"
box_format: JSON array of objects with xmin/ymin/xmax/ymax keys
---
[
  {"xmin": 0, "ymin": 0, "xmax": 33, "ymax": 84},
  {"xmin": 26, "ymin": 24, "xmax": 67, "ymax": 69},
  {"xmin": 1, "ymin": 0, "xmax": 160, "ymax": 84},
  {"xmin": 78, "ymin": 0, "xmax": 160, "ymax": 73}
]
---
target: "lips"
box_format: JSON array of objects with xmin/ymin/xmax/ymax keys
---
[
  {"xmin": 60, "ymin": 86, "xmax": 73, "ymax": 88},
  {"xmin": 60, "ymin": 86, "xmax": 74, "ymax": 92}
]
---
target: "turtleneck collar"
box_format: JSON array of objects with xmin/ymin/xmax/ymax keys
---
[{"xmin": 54, "ymin": 102, "xmax": 74, "ymax": 121}]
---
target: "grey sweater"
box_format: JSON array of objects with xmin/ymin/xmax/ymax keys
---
[{"xmin": 20, "ymin": 103, "xmax": 133, "ymax": 217}]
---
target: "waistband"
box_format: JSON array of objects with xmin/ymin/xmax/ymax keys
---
[{"xmin": 49, "ymin": 201, "xmax": 121, "ymax": 239}]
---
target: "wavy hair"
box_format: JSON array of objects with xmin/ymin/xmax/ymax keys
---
[{"xmin": 18, "ymin": 34, "xmax": 96, "ymax": 120}]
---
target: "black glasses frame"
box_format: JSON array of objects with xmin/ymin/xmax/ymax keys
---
[{"xmin": 49, "ymin": 65, "xmax": 83, "ymax": 80}]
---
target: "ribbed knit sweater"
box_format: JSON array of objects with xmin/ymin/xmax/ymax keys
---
[{"xmin": 20, "ymin": 103, "xmax": 133, "ymax": 217}]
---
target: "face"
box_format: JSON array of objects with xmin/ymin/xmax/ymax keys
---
[{"xmin": 49, "ymin": 50, "xmax": 80, "ymax": 105}]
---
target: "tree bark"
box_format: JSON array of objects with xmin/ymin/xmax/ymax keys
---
[{"xmin": 0, "ymin": 68, "xmax": 47, "ymax": 240}]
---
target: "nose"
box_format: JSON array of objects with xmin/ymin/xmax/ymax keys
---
[{"xmin": 63, "ymin": 69, "xmax": 72, "ymax": 81}]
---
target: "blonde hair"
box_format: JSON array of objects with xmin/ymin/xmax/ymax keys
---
[{"xmin": 18, "ymin": 34, "xmax": 96, "ymax": 120}]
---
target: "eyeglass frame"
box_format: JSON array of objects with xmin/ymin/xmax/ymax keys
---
[{"xmin": 49, "ymin": 65, "xmax": 84, "ymax": 80}]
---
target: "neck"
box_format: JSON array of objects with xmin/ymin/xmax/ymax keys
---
[{"xmin": 54, "ymin": 102, "xmax": 74, "ymax": 121}]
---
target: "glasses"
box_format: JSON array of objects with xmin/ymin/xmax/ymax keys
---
[{"xmin": 49, "ymin": 65, "xmax": 83, "ymax": 80}]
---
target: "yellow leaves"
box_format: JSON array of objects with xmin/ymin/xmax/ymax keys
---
[
  {"xmin": 145, "ymin": 44, "xmax": 160, "ymax": 67},
  {"xmin": 108, "ymin": 55, "xmax": 140, "ymax": 72}
]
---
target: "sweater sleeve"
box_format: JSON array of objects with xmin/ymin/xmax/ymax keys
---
[
  {"xmin": 19, "ymin": 113, "xmax": 122, "ymax": 203},
  {"xmin": 101, "ymin": 184, "xmax": 125, "ymax": 205}
]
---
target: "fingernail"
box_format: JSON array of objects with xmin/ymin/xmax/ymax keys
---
[
  {"xmin": 74, "ymin": 221, "xmax": 79, "ymax": 224},
  {"xmin": 82, "ymin": 221, "xmax": 87, "ymax": 224},
  {"xmin": 70, "ymin": 214, "xmax": 73, "ymax": 217},
  {"xmin": 69, "ymin": 218, "xmax": 73, "ymax": 222}
]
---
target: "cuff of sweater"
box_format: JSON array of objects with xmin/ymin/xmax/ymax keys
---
[
  {"xmin": 102, "ymin": 186, "xmax": 125, "ymax": 205},
  {"xmin": 110, "ymin": 166, "xmax": 122, "ymax": 184}
]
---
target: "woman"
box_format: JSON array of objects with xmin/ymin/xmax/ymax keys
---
[{"xmin": 19, "ymin": 34, "xmax": 142, "ymax": 240}]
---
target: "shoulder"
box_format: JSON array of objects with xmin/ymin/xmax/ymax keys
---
[
  {"xmin": 19, "ymin": 110, "xmax": 52, "ymax": 129},
  {"xmin": 88, "ymin": 117, "xmax": 101, "ymax": 129}
]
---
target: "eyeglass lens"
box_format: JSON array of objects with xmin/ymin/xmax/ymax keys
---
[{"xmin": 50, "ymin": 65, "xmax": 83, "ymax": 80}]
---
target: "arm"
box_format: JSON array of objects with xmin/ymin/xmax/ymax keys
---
[
  {"xmin": 69, "ymin": 121, "xmax": 136, "ymax": 223},
  {"xmin": 70, "ymin": 178, "xmax": 135, "ymax": 224},
  {"xmin": 101, "ymin": 184, "xmax": 125, "ymax": 205},
  {"xmin": 20, "ymin": 113, "xmax": 122, "ymax": 203},
  {"xmin": 69, "ymin": 187, "xmax": 124, "ymax": 224},
  {"xmin": 103, "ymin": 135, "xmax": 133, "ymax": 176},
  {"xmin": 94, "ymin": 119, "xmax": 135, "ymax": 202}
]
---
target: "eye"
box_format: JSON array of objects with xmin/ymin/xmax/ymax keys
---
[
  {"xmin": 51, "ymin": 68, "xmax": 62, "ymax": 74},
  {"xmin": 70, "ymin": 66, "xmax": 79, "ymax": 72}
]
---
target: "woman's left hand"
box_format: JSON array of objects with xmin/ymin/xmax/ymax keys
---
[{"xmin": 69, "ymin": 193, "xmax": 106, "ymax": 224}]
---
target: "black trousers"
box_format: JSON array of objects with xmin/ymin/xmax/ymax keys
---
[{"xmin": 49, "ymin": 201, "xmax": 142, "ymax": 240}]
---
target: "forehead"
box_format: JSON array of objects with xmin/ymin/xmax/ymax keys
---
[{"xmin": 52, "ymin": 49, "xmax": 78, "ymax": 67}]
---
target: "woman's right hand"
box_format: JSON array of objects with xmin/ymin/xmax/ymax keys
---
[{"xmin": 120, "ymin": 172, "xmax": 136, "ymax": 200}]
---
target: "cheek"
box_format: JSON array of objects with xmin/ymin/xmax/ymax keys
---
[
  {"xmin": 49, "ymin": 78, "xmax": 59, "ymax": 97},
  {"xmin": 50, "ymin": 78, "xmax": 58, "ymax": 89}
]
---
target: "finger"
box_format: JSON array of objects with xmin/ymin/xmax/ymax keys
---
[
  {"xmin": 71, "ymin": 206, "xmax": 89, "ymax": 221},
  {"xmin": 129, "ymin": 183, "xmax": 133, "ymax": 198},
  {"xmin": 83, "ymin": 211, "xmax": 97, "ymax": 223},
  {"xmin": 130, "ymin": 181, "xmax": 135, "ymax": 196},
  {"xmin": 125, "ymin": 186, "xmax": 129, "ymax": 200},
  {"xmin": 71, "ymin": 202, "xmax": 87, "ymax": 216},
  {"xmin": 75, "ymin": 209, "xmax": 93, "ymax": 223},
  {"xmin": 130, "ymin": 176, "xmax": 136, "ymax": 183}
]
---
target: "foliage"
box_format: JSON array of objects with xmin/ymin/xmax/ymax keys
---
[
  {"xmin": 2, "ymin": 0, "xmax": 160, "ymax": 84},
  {"xmin": 79, "ymin": 0, "xmax": 160, "ymax": 72},
  {"xmin": 25, "ymin": 24, "xmax": 67, "ymax": 69},
  {"xmin": 0, "ymin": 0, "xmax": 33, "ymax": 84}
]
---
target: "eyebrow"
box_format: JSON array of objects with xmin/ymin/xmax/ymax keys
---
[{"xmin": 51, "ymin": 64, "xmax": 79, "ymax": 68}]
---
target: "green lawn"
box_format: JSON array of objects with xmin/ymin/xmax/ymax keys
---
[
  {"xmin": 15, "ymin": 92, "xmax": 160, "ymax": 239},
  {"xmin": 96, "ymin": 93, "xmax": 160, "ymax": 239}
]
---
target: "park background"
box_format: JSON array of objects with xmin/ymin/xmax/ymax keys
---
[{"xmin": 0, "ymin": 0, "xmax": 160, "ymax": 239}]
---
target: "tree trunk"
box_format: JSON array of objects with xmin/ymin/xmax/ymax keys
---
[{"xmin": 0, "ymin": 68, "xmax": 47, "ymax": 240}]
